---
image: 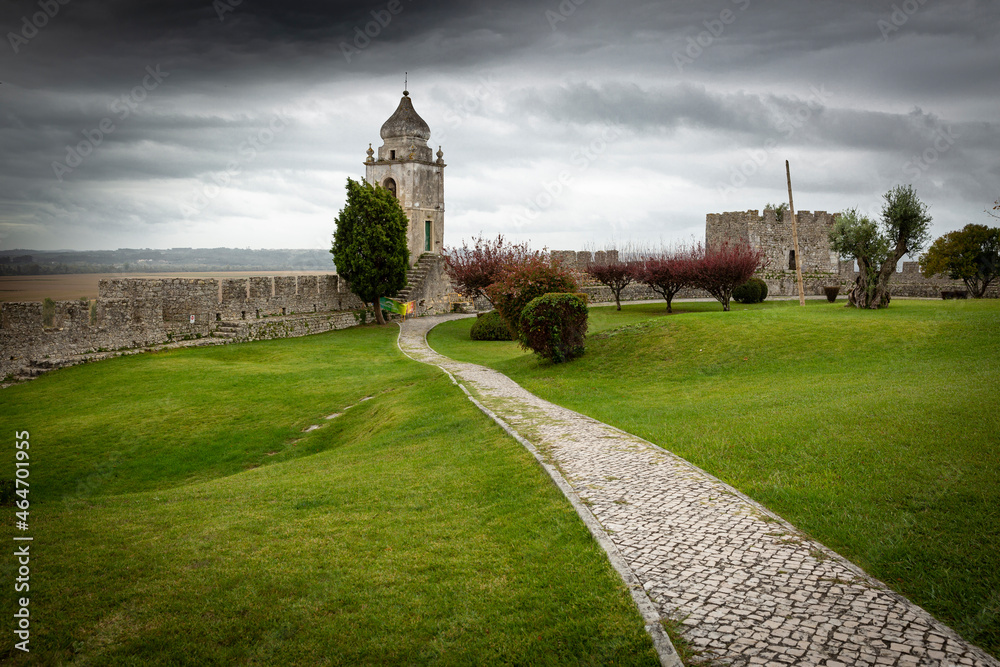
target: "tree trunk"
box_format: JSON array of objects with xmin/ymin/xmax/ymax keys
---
[
  {"xmin": 848, "ymin": 256, "xmax": 893, "ymax": 309},
  {"xmin": 373, "ymin": 300, "xmax": 386, "ymax": 325},
  {"xmin": 964, "ymin": 276, "xmax": 987, "ymax": 298}
]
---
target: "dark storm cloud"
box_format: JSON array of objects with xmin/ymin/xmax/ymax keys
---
[
  {"xmin": 1, "ymin": 0, "xmax": 998, "ymax": 250},
  {"xmin": 2, "ymin": 0, "xmax": 552, "ymax": 87},
  {"xmin": 511, "ymin": 80, "xmax": 1000, "ymax": 159}
]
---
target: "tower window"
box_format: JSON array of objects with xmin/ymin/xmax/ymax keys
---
[
  {"xmin": 383, "ymin": 178, "xmax": 397, "ymax": 199},
  {"xmin": 425, "ymin": 221, "xmax": 432, "ymax": 252},
  {"xmin": 788, "ymin": 250, "xmax": 796, "ymax": 270},
  {"xmin": 390, "ymin": 150, "xmax": 396, "ymax": 160}
]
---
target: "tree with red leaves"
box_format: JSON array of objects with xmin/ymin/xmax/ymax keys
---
[
  {"xmin": 691, "ymin": 241, "xmax": 768, "ymax": 311},
  {"xmin": 635, "ymin": 247, "xmax": 697, "ymax": 313},
  {"xmin": 443, "ymin": 234, "xmax": 536, "ymax": 305},
  {"xmin": 585, "ymin": 250, "xmax": 637, "ymax": 311},
  {"xmin": 485, "ymin": 254, "xmax": 579, "ymax": 338}
]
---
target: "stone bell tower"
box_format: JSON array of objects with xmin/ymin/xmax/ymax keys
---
[{"xmin": 365, "ymin": 89, "xmax": 446, "ymax": 267}]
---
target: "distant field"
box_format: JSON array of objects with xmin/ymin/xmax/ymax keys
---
[{"xmin": 0, "ymin": 271, "xmax": 336, "ymax": 302}]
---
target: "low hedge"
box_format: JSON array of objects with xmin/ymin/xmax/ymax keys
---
[
  {"xmin": 470, "ymin": 310, "xmax": 514, "ymax": 341},
  {"xmin": 732, "ymin": 277, "xmax": 769, "ymax": 304}
]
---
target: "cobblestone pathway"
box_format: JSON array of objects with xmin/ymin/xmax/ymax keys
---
[{"xmin": 398, "ymin": 315, "xmax": 999, "ymax": 667}]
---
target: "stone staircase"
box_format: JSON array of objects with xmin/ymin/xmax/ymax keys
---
[
  {"xmin": 395, "ymin": 253, "xmax": 439, "ymax": 305},
  {"xmin": 213, "ymin": 322, "xmax": 241, "ymax": 339},
  {"xmin": 13, "ymin": 360, "xmax": 55, "ymax": 382}
]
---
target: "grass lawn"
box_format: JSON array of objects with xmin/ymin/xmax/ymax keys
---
[
  {"xmin": 429, "ymin": 298, "xmax": 1000, "ymax": 657},
  {"xmin": 0, "ymin": 325, "xmax": 659, "ymax": 665}
]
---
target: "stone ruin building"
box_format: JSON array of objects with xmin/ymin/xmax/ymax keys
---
[
  {"xmin": 1, "ymin": 90, "xmax": 457, "ymax": 384},
  {"xmin": 553, "ymin": 209, "xmax": 991, "ymax": 303},
  {"xmin": 703, "ymin": 209, "xmax": 990, "ymax": 298}
]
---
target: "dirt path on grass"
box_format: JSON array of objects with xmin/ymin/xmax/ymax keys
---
[{"xmin": 398, "ymin": 314, "xmax": 999, "ymax": 667}]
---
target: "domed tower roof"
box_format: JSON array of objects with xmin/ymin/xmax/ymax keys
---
[{"xmin": 379, "ymin": 91, "xmax": 431, "ymax": 142}]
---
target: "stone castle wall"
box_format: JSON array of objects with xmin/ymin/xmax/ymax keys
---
[
  {"xmin": 2, "ymin": 267, "xmax": 459, "ymax": 383},
  {"xmin": 707, "ymin": 210, "xmax": 839, "ymax": 273},
  {"xmin": 0, "ymin": 274, "xmax": 369, "ymax": 382},
  {"xmin": 553, "ymin": 234, "xmax": 997, "ymax": 303},
  {"xmin": 1, "ymin": 297, "xmax": 168, "ymax": 381},
  {"xmin": 706, "ymin": 210, "xmax": 998, "ymax": 299},
  {"xmin": 96, "ymin": 274, "xmax": 360, "ymax": 331}
]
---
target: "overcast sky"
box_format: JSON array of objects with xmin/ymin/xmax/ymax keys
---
[{"xmin": 2, "ymin": 0, "xmax": 998, "ymax": 253}]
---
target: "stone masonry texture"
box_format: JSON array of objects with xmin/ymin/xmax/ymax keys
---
[
  {"xmin": 554, "ymin": 211, "xmax": 999, "ymax": 301},
  {"xmin": 1, "ymin": 267, "xmax": 456, "ymax": 382},
  {"xmin": 398, "ymin": 314, "xmax": 1000, "ymax": 667}
]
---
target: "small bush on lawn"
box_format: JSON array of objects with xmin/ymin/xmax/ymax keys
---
[
  {"xmin": 519, "ymin": 293, "xmax": 589, "ymax": 363},
  {"xmin": 470, "ymin": 311, "xmax": 514, "ymax": 341},
  {"xmin": 732, "ymin": 277, "xmax": 769, "ymax": 304}
]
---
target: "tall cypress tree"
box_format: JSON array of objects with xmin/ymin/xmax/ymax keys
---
[{"xmin": 330, "ymin": 178, "xmax": 409, "ymax": 325}]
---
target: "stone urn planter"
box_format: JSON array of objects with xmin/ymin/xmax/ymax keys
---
[{"xmin": 824, "ymin": 286, "xmax": 840, "ymax": 303}]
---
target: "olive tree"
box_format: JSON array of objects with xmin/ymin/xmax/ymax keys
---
[{"xmin": 830, "ymin": 185, "xmax": 932, "ymax": 309}]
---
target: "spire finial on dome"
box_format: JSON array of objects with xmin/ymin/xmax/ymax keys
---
[
  {"xmin": 379, "ymin": 88, "xmax": 431, "ymax": 142},
  {"xmin": 403, "ymin": 71, "xmax": 408, "ymax": 97}
]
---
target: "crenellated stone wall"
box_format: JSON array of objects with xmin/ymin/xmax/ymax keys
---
[
  {"xmin": 98, "ymin": 274, "xmax": 364, "ymax": 330},
  {"xmin": 799, "ymin": 262, "xmax": 1000, "ymax": 299},
  {"xmin": 2, "ymin": 266, "xmax": 458, "ymax": 384},
  {"xmin": 706, "ymin": 210, "xmax": 999, "ymax": 299},
  {"xmin": 555, "ymin": 229, "xmax": 997, "ymax": 302},
  {"xmin": 1, "ymin": 297, "xmax": 167, "ymax": 381},
  {"xmin": 0, "ymin": 274, "xmax": 370, "ymax": 383},
  {"xmin": 707, "ymin": 209, "xmax": 839, "ymax": 273}
]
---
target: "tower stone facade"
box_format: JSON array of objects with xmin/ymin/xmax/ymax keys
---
[
  {"xmin": 365, "ymin": 90, "xmax": 446, "ymax": 267},
  {"xmin": 706, "ymin": 209, "xmax": 840, "ymax": 274}
]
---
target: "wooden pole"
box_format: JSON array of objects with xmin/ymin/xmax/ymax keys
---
[{"xmin": 786, "ymin": 160, "xmax": 806, "ymax": 306}]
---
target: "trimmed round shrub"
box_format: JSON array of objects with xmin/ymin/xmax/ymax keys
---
[
  {"xmin": 519, "ymin": 293, "xmax": 589, "ymax": 363},
  {"xmin": 732, "ymin": 277, "xmax": 768, "ymax": 304},
  {"xmin": 485, "ymin": 257, "xmax": 579, "ymax": 338},
  {"xmin": 470, "ymin": 310, "xmax": 513, "ymax": 341}
]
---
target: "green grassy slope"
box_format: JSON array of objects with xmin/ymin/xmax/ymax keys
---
[
  {"xmin": 429, "ymin": 299, "xmax": 1000, "ymax": 656},
  {"xmin": 1, "ymin": 325, "xmax": 658, "ymax": 665}
]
